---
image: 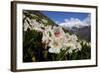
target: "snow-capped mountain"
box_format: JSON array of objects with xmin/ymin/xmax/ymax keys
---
[{"xmin": 57, "ymin": 15, "xmax": 91, "ymax": 42}]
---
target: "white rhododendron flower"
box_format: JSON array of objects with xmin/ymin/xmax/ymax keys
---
[
  {"xmin": 50, "ymin": 39, "xmax": 62, "ymax": 48},
  {"xmin": 76, "ymin": 43, "xmax": 82, "ymax": 51},
  {"xmin": 67, "ymin": 49, "xmax": 73, "ymax": 54},
  {"xmin": 41, "ymin": 26, "xmax": 83, "ymax": 54},
  {"xmin": 31, "ymin": 19, "xmax": 40, "ymax": 27},
  {"xmin": 24, "ymin": 19, "xmax": 31, "ymax": 31},
  {"xmin": 79, "ymin": 40, "xmax": 91, "ymax": 47},
  {"xmin": 70, "ymin": 34, "xmax": 78, "ymax": 42},
  {"xmin": 49, "ymin": 48, "xmax": 60, "ymax": 54},
  {"xmin": 27, "ymin": 18, "xmax": 90, "ymax": 54}
]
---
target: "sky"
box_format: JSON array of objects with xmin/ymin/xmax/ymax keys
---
[{"xmin": 40, "ymin": 11, "xmax": 91, "ymax": 28}]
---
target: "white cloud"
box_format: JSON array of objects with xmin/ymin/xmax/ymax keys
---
[
  {"xmin": 55, "ymin": 21, "xmax": 60, "ymax": 24},
  {"xmin": 83, "ymin": 14, "xmax": 91, "ymax": 25},
  {"xmin": 58, "ymin": 14, "xmax": 91, "ymax": 28}
]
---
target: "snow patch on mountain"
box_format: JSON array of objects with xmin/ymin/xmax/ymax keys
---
[{"xmin": 58, "ymin": 14, "xmax": 91, "ymax": 29}]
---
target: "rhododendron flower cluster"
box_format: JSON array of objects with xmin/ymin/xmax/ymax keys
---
[
  {"xmin": 24, "ymin": 18, "xmax": 90, "ymax": 54},
  {"xmin": 40, "ymin": 25, "xmax": 83, "ymax": 54}
]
